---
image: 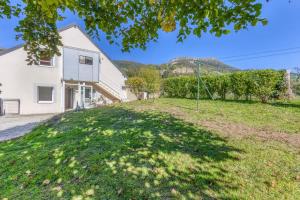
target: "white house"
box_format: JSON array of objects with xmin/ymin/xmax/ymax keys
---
[{"xmin": 0, "ymin": 24, "xmax": 127, "ymax": 115}]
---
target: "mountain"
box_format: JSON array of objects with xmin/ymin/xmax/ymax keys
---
[
  {"xmin": 165, "ymin": 57, "xmax": 238, "ymax": 74},
  {"xmin": 114, "ymin": 57, "xmax": 239, "ymax": 77},
  {"xmin": 114, "ymin": 60, "xmax": 160, "ymax": 77}
]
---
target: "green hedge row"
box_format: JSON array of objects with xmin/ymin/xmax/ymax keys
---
[{"xmin": 162, "ymin": 70, "xmax": 287, "ymax": 103}]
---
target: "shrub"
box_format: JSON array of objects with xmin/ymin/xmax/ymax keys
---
[
  {"xmin": 163, "ymin": 70, "xmax": 287, "ymax": 103},
  {"xmin": 243, "ymin": 71, "xmax": 256, "ymax": 100},
  {"xmin": 251, "ymin": 70, "xmax": 284, "ymax": 103},
  {"xmin": 126, "ymin": 77, "xmax": 145, "ymax": 97},
  {"xmin": 215, "ymin": 74, "xmax": 230, "ymax": 100},
  {"xmin": 138, "ymin": 68, "xmax": 161, "ymax": 98},
  {"xmin": 229, "ymin": 72, "xmax": 247, "ymax": 100},
  {"xmin": 292, "ymin": 83, "xmax": 300, "ymax": 96}
]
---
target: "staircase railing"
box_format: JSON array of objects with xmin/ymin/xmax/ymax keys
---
[{"xmin": 96, "ymin": 81, "xmax": 122, "ymax": 100}]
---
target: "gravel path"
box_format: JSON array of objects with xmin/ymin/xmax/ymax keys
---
[{"xmin": 0, "ymin": 114, "xmax": 54, "ymax": 142}]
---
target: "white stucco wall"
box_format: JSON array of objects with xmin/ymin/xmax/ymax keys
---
[
  {"xmin": 60, "ymin": 27, "xmax": 99, "ymax": 52},
  {"xmin": 0, "ymin": 48, "xmax": 63, "ymax": 115},
  {"xmin": 99, "ymin": 53, "xmax": 127, "ymax": 100}
]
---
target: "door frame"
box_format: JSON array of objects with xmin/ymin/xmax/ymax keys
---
[{"xmin": 64, "ymin": 87, "xmax": 74, "ymax": 110}]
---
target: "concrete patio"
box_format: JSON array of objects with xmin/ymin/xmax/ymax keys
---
[{"xmin": 0, "ymin": 114, "xmax": 54, "ymax": 141}]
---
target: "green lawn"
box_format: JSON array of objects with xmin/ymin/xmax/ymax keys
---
[
  {"xmin": 128, "ymin": 98, "xmax": 300, "ymax": 134},
  {"xmin": 0, "ymin": 99, "xmax": 299, "ymax": 199}
]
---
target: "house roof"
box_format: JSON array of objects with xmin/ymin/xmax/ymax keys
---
[
  {"xmin": 0, "ymin": 44, "xmax": 23, "ymax": 56},
  {"xmin": 0, "ymin": 24, "xmax": 83, "ymax": 56}
]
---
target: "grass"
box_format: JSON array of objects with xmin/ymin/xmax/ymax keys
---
[
  {"xmin": 128, "ymin": 98, "xmax": 300, "ymax": 134},
  {"xmin": 0, "ymin": 99, "xmax": 299, "ymax": 199}
]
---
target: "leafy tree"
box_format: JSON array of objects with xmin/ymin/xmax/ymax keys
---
[
  {"xmin": 243, "ymin": 71, "xmax": 256, "ymax": 101},
  {"xmin": 294, "ymin": 67, "xmax": 300, "ymax": 81},
  {"xmin": 292, "ymin": 83, "xmax": 300, "ymax": 96},
  {"xmin": 252, "ymin": 70, "xmax": 282, "ymax": 103},
  {"xmin": 272, "ymin": 70, "xmax": 287, "ymax": 99},
  {"xmin": 126, "ymin": 77, "xmax": 145, "ymax": 97},
  {"xmin": 1, "ymin": 0, "xmax": 267, "ymax": 63},
  {"xmin": 202, "ymin": 75, "xmax": 217, "ymax": 99},
  {"xmin": 138, "ymin": 68, "xmax": 161, "ymax": 99},
  {"xmin": 230, "ymin": 72, "xmax": 246, "ymax": 100},
  {"xmin": 215, "ymin": 74, "xmax": 230, "ymax": 100}
]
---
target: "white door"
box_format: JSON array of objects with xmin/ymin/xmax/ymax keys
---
[
  {"xmin": 80, "ymin": 86, "xmax": 92, "ymax": 108},
  {"xmin": 3, "ymin": 100, "xmax": 20, "ymax": 114}
]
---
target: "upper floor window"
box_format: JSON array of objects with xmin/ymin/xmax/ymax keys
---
[
  {"xmin": 39, "ymin": 51, "xmax": 53, "ymax": 66},
  {"xmin": 79, "ymin": 55, "xmax": 93, "ymax": 65}
]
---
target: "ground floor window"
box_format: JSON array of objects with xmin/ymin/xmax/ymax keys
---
[{"xmin": 38, "ymin": 86, "xmax": 54, "ymax": 103}]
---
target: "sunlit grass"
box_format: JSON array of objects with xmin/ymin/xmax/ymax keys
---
[
  {"xmin": 0, "ymin": 101, "xmax": 299, "ymax": 199},
  {"xmin": 128, "ymin": 98, "xmax": 300, "ymax": 134}
]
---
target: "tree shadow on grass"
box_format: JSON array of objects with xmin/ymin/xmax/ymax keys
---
[
  {"xmin": 217, "ymin": 99, "xmax": 300, "ymax": 109},
  {"xmin": 268, "ymin": 102, "xmax": 300, "ymax": 109},
  {"xmin": 0, "ymin": 107, "xmax": 243, "ymax": 199}
]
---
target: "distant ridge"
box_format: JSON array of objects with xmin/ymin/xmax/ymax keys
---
[{"xmin": 114, "ymin": 57, "xmax": 239, "ymax": 77}]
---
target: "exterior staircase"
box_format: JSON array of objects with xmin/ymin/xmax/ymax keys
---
[{"xmin": 92, "ymin": 81, "xmax": 122, "ymax": 102}]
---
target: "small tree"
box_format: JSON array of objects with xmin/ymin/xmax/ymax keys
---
[
  {"xmin": 215, "ymin": 74, "xmax": 230, "ymax": 100},
  {"xmin": 138, "ymin": 68, "xmax": 161, "ymax": 99},
  {"xmin": 202, "ymin": 75, "xmax": 217, "ymax": 99},
  {"xmin": 252, "ymin": 70, "xmax": 281, "ymax": 103},
  {"xmin": 126, "ymin": 77, "xmax": 145, "ymax": 98},
  {"xmin": 292, "ymin": 83, "xmax": 300, "ymax": 96},
  {"xmin": 294, "ymin": 67, "xmax": 300, "ymax": 81},
  {"xmin": 230, "ymin": 72, "xmax": 246, "ymax": 100},
  {"xmin": 243, "ymin": 71, "xmax": 256, "ymax": 101}
]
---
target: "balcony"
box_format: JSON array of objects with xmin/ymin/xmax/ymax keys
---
[{"xmin": 63, "ymin": 46, "xmax": 100, "ymax": 82}]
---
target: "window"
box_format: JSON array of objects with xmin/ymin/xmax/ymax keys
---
[
  {"xmin": 38, "ymin": 86, "xmax": 54, "ymax": 103},
  {"xmin": 39, "ymin": 51, "xmax": 53, "ymax": 66},
  {"xmin": 79, "ymin": 55, "xmax": 93, "ymax": 65}
]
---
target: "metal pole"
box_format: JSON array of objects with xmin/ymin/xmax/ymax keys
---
[{"xmin": 197, "ymin": 63, "xmax": 200, "ymax": 111}]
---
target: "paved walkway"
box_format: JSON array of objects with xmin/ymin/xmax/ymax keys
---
[{"xmin": 0, "ymin": 114, "xmax": 54, "ymax": 142}]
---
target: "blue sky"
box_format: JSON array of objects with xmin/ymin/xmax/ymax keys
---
[{"xmin": 0, "ymin": 0, "xmax": 299, "ymax": 70}]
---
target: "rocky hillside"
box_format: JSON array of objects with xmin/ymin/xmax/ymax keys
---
[{"xmin": 114, "ymin": 57, "xmax": 238, "ymax": 77}]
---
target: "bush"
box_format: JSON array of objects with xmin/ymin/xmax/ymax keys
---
[
  {"xmin": 230, "ymin": 72, "xmax": 246, "ymax": 100},
  {"xmin": 251, "ymin": 70, "xmax": 285, "ymax": 103},
  {"xmin": 163, "ymin": 70, "xmax": 287, "ymax": 103},
  {"xmin": 163, "ymin": 76, "xmax": 208, "ymax": 99},
  {"xmin": 292, "ymin": 83, "xmax": 300, "ymax": 96},
  {"xmin": 215, "ymin": 74, "xmax": 230, "ymax": 100},
  {"xmin": 126, "ymin": 77, "xmax": 145, "ymax": 97},
  {"xmin": 138, "ymin": 68, "xmax": 161, "ymax": 98}
]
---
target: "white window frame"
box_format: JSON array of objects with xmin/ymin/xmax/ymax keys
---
[
  {"xmin": 79, "ymin": 55, "xmax": 93, "ymax": 65},
  {"xmin": 39, "ymin": 57, "xmax": 54, "ymax": 67},
  {"xmin": 38, "ymin": 50, "xmax": 54, "ymax": 67},
  {"xmin": 37, "ymin": 86, "xmax": 54, "ymax": 104}
]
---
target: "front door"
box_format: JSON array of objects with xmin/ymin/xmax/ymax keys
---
[{"xmin": 65, "ymin": 87, "xmax": 74, "ymax": 110}]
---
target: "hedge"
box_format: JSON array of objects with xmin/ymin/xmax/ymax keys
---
[{"xmin": 162, "ymin": 70, "xmax": 287, "ymax": 103}]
